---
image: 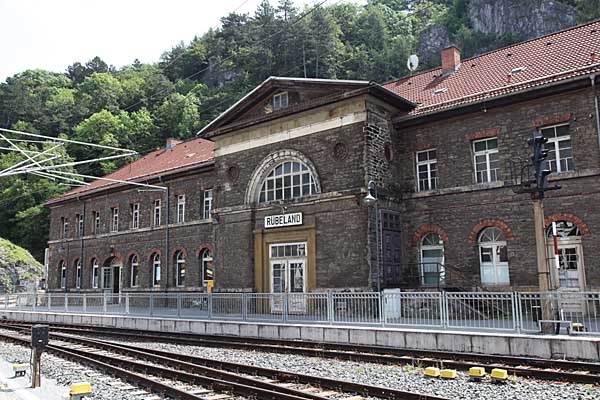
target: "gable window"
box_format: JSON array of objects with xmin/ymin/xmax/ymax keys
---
[
  {"xmin": 93, "ymin": 211, "xmax": 100, "ymax": 234},
  {"xmin": 59, "ymin": 260, "xmax": 66, "ymax": 289},
  {"xmin": 416, "ymin": 149, "xmax": 438, "ymax": 191},
  {"xmin": 131, "ymin": 203, "xmax": 140, "ymax": 229},
  {"xmin": 76, "ymin": 214, "xmax": 84, "ymax": 237},
  {"xmin": 110, "ymin": 207, "xmax": 119, "ymax": 232},
  {"xmin": 542, "ymin": 124, "xmax": 573, "ymax": 173},
  {"xmin": 200, "ymin": 249, "xmax": 213, "ymax": 286},
  {"xmin": 203, "ymin": 189, "xmax": 213, "ymax": 220},
  {"xmin": 75, "ymin": 259, "xmax": 82, "ymax": 289},
  {"xmin": 91, "ymin": 258, "xmax": 99, "ymax": 288},
  {"xmin": 479, "ymin": 227, "xmax": 509, "ymax": 285},
  {"xmin": 273, "ymin": 92, "xmax": 288, "ymax": 110},
  {"xmin": 175, "ymin": 251, "xmax": 186, "ymax": 287},
  {"xmin": 153, "ymin": 199, "xmax": 161, "ymax": 227},
  {"xmin": 177, "ymin": 195, "xmax": 185, "ymax": 223},
  {"xmin": 259, "ymin": 161, "xmax": 316, "ymax": 203},
  {"xmin": 473, "ymin": 137, "xmax": 499, "ymax": 183},
  {"xmin": 151, "ymin": 253, "xmax": 161, "ymax": 287},
  {"xmin": 420, "ymin": 233, "xmax": 445, "ymax": 285},
  {"xmin": 129, "ymin": 254, "xmax": 139, "ymax": 288}
]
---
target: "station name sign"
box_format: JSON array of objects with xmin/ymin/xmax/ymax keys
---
[{"xmin": 265, "ymin": 212, "xmax": 303, "ymax": 229}]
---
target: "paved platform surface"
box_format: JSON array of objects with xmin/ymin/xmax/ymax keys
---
[
  {"xmin": 0, "ymin": 358, "xmax": 68, "ymax": 400},
  {"xmin": 3, "ymin": 309, "xmax": 600, "ymax": 361}
]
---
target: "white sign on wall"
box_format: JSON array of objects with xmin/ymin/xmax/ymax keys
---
[{"xmin": 265, "ymin": 212, "xmax": 303, "ymax": 229}]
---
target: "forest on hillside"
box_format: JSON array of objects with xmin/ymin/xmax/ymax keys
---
[{"xmin": 1, "ymin": 0, "xmax": 600, "ymax": 260}]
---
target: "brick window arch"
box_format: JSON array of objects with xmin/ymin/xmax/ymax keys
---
[
  {"xmin": 410, "ymin": 224, "xmax": 449, "ymax": 247},
  {"xmin": 468, "ymin": 219, "xmax": 515, "ymax": 244},
  {"xmin": 544, "ymin": 213, "xmax": 590, "ymax": 235}
]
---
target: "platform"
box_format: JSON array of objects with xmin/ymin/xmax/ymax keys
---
[
  {"xmin": 2, "ymin": 309, "xmax": 599, "ymax": 362},
  {"xmin": 0, "ymin": 358, "xmax": 69, "ymax": 400}
]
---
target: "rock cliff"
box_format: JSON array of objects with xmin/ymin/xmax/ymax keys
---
[{"xmin": 0, "ymin": 237, "xmax": 42, "ymax": 293}]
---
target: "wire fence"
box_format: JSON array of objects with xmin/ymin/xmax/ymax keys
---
[{"xmin": 2, "ymin": 291, "xmax": 599, "ymax": 335}]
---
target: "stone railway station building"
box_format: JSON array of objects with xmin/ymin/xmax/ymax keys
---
[{"xmin": 45, "ymin": 21, "xmax": 600, "ymax": 297}]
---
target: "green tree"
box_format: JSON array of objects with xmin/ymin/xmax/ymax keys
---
[
  {"xmin": 79, "ymin": 72, "xmax": 124, "ymax": 114},
  {"xmin": 155, "ymin": 93, "xmax": 201, "ymax": 140}
]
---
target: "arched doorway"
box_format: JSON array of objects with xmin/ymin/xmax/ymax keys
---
[
  {"xmin": 547, "ymin": 221, "xmax": 585, "ymax": 291},
  {"xmin": 102, "ymin": 256, "xmax": 123, "ymax": 295}
]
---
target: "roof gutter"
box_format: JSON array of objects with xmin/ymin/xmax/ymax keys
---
[{"xmin": 393, "ymin": 70, "xmax": 600, "ymax": 128}]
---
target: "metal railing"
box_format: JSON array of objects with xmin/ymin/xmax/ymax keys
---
[{"xmin": 3, "ymin": 291, "xmax": 599, "ymax": 335}]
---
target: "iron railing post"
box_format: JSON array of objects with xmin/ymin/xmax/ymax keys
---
[
  {"xmin": 64, "ymin": 293, "xmax": 68, "ymax": 312},
  {"xmin": 83, "ymin": 294, "xmax": 87, "ymax": 313},
  {"xmin": 513, "ymin": 292, "xmax": 521, "ymax": 333},
  {"xmin": 125, "ymin": 293, "xmax": 130, "ymax": 314},
  {"xmin": 379, "ymin": 292, "xmax": 385, "ymax": 327},
  {"xmin": 242, "ymin": 293, "xmax": 248, "ymax": 321},
  {"xmin": 47, "ymin": 293, "xmax": 51, "ymax": 311},
  {"xmin": 441, "ymin": 291, "xmax": 448, "ymax": 329},
  {"xmin": 208, "ymin": 294, "xmax": 213, "ymax": 320},
  {"xmin": 177, "ymin": 293, "xmax": 181, "ymax": 317},
  {"xmin": 103, "ymin": 293, "xmax": 107, "ymax": 314},
  {"xmin": 283, "ymin": 293, "xmax": 289, "ymax": 323},
  {"xmin": 149, "ymin": 294, "xmax": 154, "ymax": 316},
  {"xmin": 327, "ymin": 292, "xmax": 334, "ymax": 325}
]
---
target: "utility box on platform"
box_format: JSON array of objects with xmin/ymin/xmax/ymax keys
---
[{"xmin": 31, "ymin": 324, "xmax": 49, "ymax": 350}]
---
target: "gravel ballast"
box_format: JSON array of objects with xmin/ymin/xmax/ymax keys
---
[{"xmin": 105, "ymin": 337, "xmax": 599, "ymax": 400}]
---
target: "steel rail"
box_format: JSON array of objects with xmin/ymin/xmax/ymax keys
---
[
  {"xmin": 0, "ymin": 330, "xmax": 325, "ymax": 400},
  {"xmin": 2, "ymin": 321, "xmax": 600, "ymax": 384}
]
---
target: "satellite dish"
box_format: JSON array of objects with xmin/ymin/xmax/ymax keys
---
[{"xmin": 407, "ymin": 54, "xmax": 419, "ymax": 72}]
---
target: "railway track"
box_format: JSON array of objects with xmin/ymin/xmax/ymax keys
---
[
  {"xmin": 2, "ymin": 320, "xmax": 597, "ymax": 385},
  {"xmin": 0, "ymin": 324, "xmax": 448, "ymax": 400}
]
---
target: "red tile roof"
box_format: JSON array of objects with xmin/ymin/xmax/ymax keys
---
[
  {"xmin": 384, "ymin": 20, "xmax": 600, "ymax": 117},
  {"xmin": 45, "ymin": 138, "xmax": 214, "ymax": 205}
]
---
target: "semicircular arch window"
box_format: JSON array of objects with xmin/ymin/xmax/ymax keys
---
[{"xmin": 258, "ymin": 161, "xmax": 317, "ymax": 203}]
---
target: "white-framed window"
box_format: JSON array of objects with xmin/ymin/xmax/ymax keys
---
[
  {"xmin": 153, "ymin": 199, "xmax": 161, "ymax": 227},
  {"xmin": 129, "ymin": 255, "xmax": 139, "ymax": 287},
  {"xmin": 93, "ymin": 211, "xmax": 100, "ymax": 234},
  {"xmin": 111, "ymin": 207, "xmax": 119, "ymax": 232},
  {"xmin": 175, "ymin": 251, "xmax": 186, "ymax": 287},
  {"xmin": 479, "ymin": 227, "xmax": 509, "ymax": 285},
  {"xmin": 131, "ymin": 203, "xmax": 140, "ymax": 229},
  {"xmin": 76, "ymin": 214, "xmax": 84, "ymax": 237},
  {"xmin": 75, "ymin": 259, "xmax": 82, "ymax": 289},
  {"xmin": 473, "ymin": 137, "xmax": 499, "ymax": 183},
  {"xmin": 273, "ymin": 92, "xmax": 288, "ymax": 110},
  {"xmin": 541, "ymin": 124, "xmax": 574, "ymax": 173},
  {"xmin": 177, "ymin": 195, "xmax": 185, "ymax": 223},
  {"xmin": 60, "ymin": 260, "xmax": 66, "ymax": 289},
  {"xmin": 259, "ymin": 161, "xmax": 316, "ymax": 203},
  {"xmin": 200, "ymin": 249, "xmax": 213, "ymax": 285},
  {"xmin": 416, "ymin": 149, "xmax": 438, "ymax": 191},
  {"xmin": 420, "ymin": 233, "xmax": 445, "ymax": 285},
  {"xmin": 91, "ymin": 258, "xmax": 99, "ymax": 288},
  {"xmin": 203, "ymin": 189, "xmax": 213, "ymax": 220},
  {"xmin": 152, "ymin": 253, "xmax": 161, "ymax": 287},
  {"xmin": 61, "ymin": 217, "xmax": 69, "ymax": 239}
]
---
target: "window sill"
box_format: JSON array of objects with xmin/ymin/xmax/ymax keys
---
[{"xmin": 409, "ymin": 181, "xmax": 505, "ymax": 199}]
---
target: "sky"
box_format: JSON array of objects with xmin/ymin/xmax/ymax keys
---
[{"xmin": 0, "ymin": 0, "xmax": 364, "ymax": 82}]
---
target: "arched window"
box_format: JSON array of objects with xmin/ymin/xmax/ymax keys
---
[
  {"xmin": 75, "ymin": 259, "xmax": 82, "ymax": 289},
  {"xmin": 175, "ymin": 251, "xmax": 186, "ymax": 287},
  {"xmin": 59, "ymin": 260, "xmax": 66, "ymax": 289},
  {"xmin": 479, "ymin": 227, "xmax": 509, "ymax": 285},
  {"xmin": 151, "ymin": 253, "xmax": 161, "ymax": 287},
  {"xmin": 420, "ymin": 233, "xmax": 444, "ymax": 285},
  {"xmin": 129, "ymin": 255, "xmax": 139, "ymax": 288},
  {"xmin": 91, "ymin": 258, "xmax": 99, "ymax": 288},
  {"xmin": 258, "ymin": 161, "xmax": 317, "ymax": 203},
  {"xmin": 200, "ymin": 249, "xmax": 213, "ymax": 286}
]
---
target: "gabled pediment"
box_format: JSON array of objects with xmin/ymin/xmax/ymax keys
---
[{"xmin": 197, "ymin": 76, "xmax": 415, "ymax": 138}]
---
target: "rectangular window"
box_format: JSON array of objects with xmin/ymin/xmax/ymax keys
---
[
  {"xmin": 473, "ymin": 137, "xmax": 499, "ymax": 183},
  {"xmin": 416, "ymin": 149, "xmax": 438, "ymax": 191},
  {"xmin": 273, "ymin": 92, "xmax": 288, "ymax": 110},
  {"xmin": 203, "ymin": 189, "xmax": 213, "ymax": 220},
  {"xmin": 542, "ymin": 124, "xmax": 574, "ymax": 173},
  {"xmin": 62, "ymin": 217, "xmax": 69, "ymax": 239},
  {"xmin": 92, "ymin": 262, "xmax": 99, "ymax": 288},
  {"xmin": 92, "ymin": 211, "xmax": 100, "ymax": 234},
  {"xmin": 177, "ymin": 195, "xmax": 185, "ymax": 223},
  {"xmin": 131, "ymin": 203, "xmax": 140, "ymax": 229},
  {"xmin": 153, "ymin": 199, "xmax": 161, "ymax": 227},
  {"xmin": 75, "ymin": 214, "xmax": 83, "ymax": 237},
  {"xmin": 111, "ymin": 207, "xmax": 119, "ymax": 232}
]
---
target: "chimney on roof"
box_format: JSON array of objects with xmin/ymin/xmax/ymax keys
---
[
  {"xmin": 441, "ymin": 46, "xmax": 461, "ymax": 74},
  {"xmin": 165, "ymin": 137, "xmax": 181, "ymax": 150}
]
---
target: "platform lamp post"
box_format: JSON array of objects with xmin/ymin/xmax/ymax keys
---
[{"xmin": 363, "ymin": 180, "xmax": 381, "ymax": 292}]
